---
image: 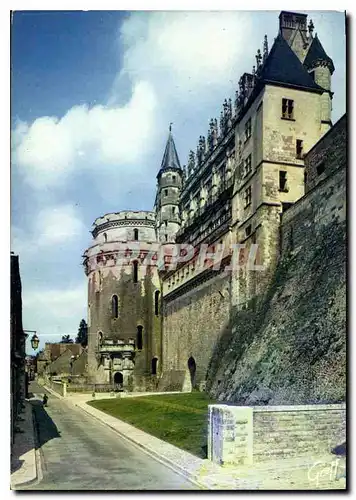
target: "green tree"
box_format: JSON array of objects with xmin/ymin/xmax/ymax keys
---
[
  {"xmin": 60, "ymin": 334, "xmax": 73, "ymax": 344},
  {"xmin": 75, "ymin": 319, "xmax": 88, "ymax": 347}
]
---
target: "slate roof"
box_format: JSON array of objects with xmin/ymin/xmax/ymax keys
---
[
  {"xmin": 303, "ymin": 34, "xmax": 335, "ymax": 74},
  {"xmin": 258, "ymin": 33, "xmax": 324, "ymax": 93},
  {"xmin": 159, "ymin": 129, "xmax": 181, "ymax": 172}
]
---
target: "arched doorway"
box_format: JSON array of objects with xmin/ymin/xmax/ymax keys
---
[
  {"xmin": 113, "ymin": 372, "xmax": 123, "ymax": 391},
  {"xmin": 187, "ymin": 357, "xmax": 196, "ymax": 389},
  {"xmin": 151, "ymin": 357, "xmax": 158, "ymax": 375}
]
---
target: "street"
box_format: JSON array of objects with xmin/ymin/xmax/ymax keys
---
[{"xmin": 24, "ymin": 382, "xmax": 198, "ymax": 490}]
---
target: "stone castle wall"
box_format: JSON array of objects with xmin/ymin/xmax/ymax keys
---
[
  {"xmin": 206, "ymin": 116, "xmax": 346, "ymax": 405},
  {"xmin": 161, "ymin": 269, "xmax": 231, "ymax": 388}
]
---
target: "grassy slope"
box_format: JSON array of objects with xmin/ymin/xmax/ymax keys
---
[{"xmin": 88, "ymin": 392, "xmax": 215, "ymax": 458}]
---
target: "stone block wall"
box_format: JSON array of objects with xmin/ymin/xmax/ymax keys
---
[
  {"xmin": 304, "ymin": 114, "xmax": 346, "ymax": 194},
  {"xmin": 162, "ymin": 270, "xmax": 231, "ymax": 387},
  {"xmin": 208, "ymin": 404, "xmax": 346, "ymax": 466},
  {"xmin": 253, "ymin": 404, "xmax": 346, "ymax": 462}
]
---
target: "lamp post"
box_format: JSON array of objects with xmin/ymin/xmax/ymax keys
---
[{"xmin": 24, "ymin": 330, "xmax": 40, "ymax": 351}]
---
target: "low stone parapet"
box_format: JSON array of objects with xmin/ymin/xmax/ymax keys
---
[{"xmin": 208, "ymin": 403, "xmax": 346, "ymax": 467}]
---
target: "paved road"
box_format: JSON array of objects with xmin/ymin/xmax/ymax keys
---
[{"xmin": 26, "ymin": 382, "xmax": 198, "ymax": 491}]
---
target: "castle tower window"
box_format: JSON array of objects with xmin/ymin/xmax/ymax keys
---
[
  {"xmin": 112, "ymin": 295, "xmax": 119, "ymax": 319},
  {"xmin": 133, "ymin": 261, "xmax": 138, "ymax": 283},
  {"xmin": 134, "ymin": 228, "xmax": 139, "ymax": 240},
  {"xmin": 98, "ymin": 331, "xmax": 103, "ymax": 348},
  {"xmin": 165, "ymin": 220, "xmax": 168, "ymax": 227},
  {"xmin": 244, "ymin": 186, "xmax": 252, "ymax": 207},
  {"xmin": 103, "ymin": 233, "xmax": 107, "ymax": 242},
  {"xmin": 296, "ymin": 140, "xmax": 303, "ymax": 159},
  {"xmin": 154, "ymin": 290, "xmax": 160, "ymax": 316},
  {"xmin": 279, "ymin": 171, "xmax": 289, "ymax": 192},
  {"xmin": 172, "ymin": 175, "xmax": 176, "ymax": 183},
  {"xmin": 165, "ymin": 234, "xmax": 168, "ymax": 242},
  {"xmin": 172, "ymin": 207, "xmax": 176, "ymax": 214},
  {"xmin": 137, "ymin": 325, "xmax": 143, "ymax": 350},
  {"xmin": 245, "ymin": 118, "xmax": 252, "ymax": 141},
  {"xmin": 164, "ymin": 189, "xmax": 168, "ymax": 196},
  {"xmin": 245, "ymin": 225, "xmax": 252, "ymax": 237},
  {"xmin": 317, "ymin": 162, "xmax": 326, "ymax": 176},
  {"xmin": 151, "ymin": 357, "xmax": 158, "ymax": 375},
  {"xmin": 244, "ymin": 154, "xmax": 252, "ymax": 176},
  {"xmin": 282, "ymin": 98, "xmax": 294, "ymax": 120}
]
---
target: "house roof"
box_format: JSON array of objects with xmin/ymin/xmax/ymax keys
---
[
  {"xmin": 303, "ymin": 34, "xmax": 335, "ymax": 74},
  {"xmin": 259, "ymin": 33, "xmax": 324, "ymax": 93}
]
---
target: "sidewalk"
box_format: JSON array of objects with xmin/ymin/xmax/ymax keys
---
[
  {"xmin": 10, "ymin": 400, "xmax": 41, "ymax": 489},
  {"xmin": 43, "ymin": 385, "xmax": 347, "ymax": 490}
]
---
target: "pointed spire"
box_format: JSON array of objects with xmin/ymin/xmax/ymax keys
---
[
  {"xmin": 208, "ymin": 119, "xmax": 214, "ymax": 151},
  {"xmin": 308, "ymin": 19, "xmax": 314, "ymax": 37},
  {"xmin": 263, "ymin": 35, "xmax": 269, "ymax": 63},
  {"xmin": 187, "ymin": 150, "xmax": 195, "ymax": 177},
  {"xmin": 256, "ymin": 49, "xmax": 262, "ymax": 70},
  {"xmin": 234, "ymin": 89, "xmax": 239, "ymax": 116},
  {"xmin": 159, "ymin": 125, "xmax": 181, "ymax": 172},
  {"xmin": 213, "ymin": 119, "xmax": 218, "ymax": 146}
]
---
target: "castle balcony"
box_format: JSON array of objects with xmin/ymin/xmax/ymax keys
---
[{"xmin": 99, "ymin": 342, "xmax": 135, "ymax": 354}]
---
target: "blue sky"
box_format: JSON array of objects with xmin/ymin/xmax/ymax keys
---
[{"xmin": 11, "ymin": 10, "xmax": 346, "ymax": 354}]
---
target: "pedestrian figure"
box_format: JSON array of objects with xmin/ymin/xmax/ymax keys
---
[{"xmin": 43, "ymin": 393, "xmax": 48, "ymax": 406}]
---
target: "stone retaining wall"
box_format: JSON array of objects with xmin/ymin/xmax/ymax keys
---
[{"xmin": 208, "ymin": 404, "xmax": 346, "ymax": 467}]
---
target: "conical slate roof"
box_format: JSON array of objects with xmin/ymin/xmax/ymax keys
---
[
  {"xmin": 259, "ymin": 33, "xmax": 324, "ymax": 92},
  {"xmin": 159, "ymin": 127, "xmax": 181, "ymax": 172},
  {"xmin": 303, "ymin": 34, "xmax": 335, "ymax": 74}
]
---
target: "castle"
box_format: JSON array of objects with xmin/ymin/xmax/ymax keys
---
[{"xmin": 82, "ymin": 11, "xmax": 338, "ymax": 392}]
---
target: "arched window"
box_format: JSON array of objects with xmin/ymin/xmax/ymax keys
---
[
  {"xmin": 103, "ymin": 232, "xmax": 107, "ymax": 242},
  {"xmin": 112, "ymin": 295, "xmax": 118, "ymax": 319},
  {"xmin": 134, "ymin": 228, "xmax": 139, "ymax": 240},
  {"xmin": 154, "ymin": 290, "xmax": 160, "ymax": 316},
  {"xmin": 137, "ymin": 325, "xmax": 143, "ymax": 350},
  {"xmin": 133, "ymin": 261, "xmax": 138, "ymax": 283},
  {"xmin": 152, "ymin": 357, "xmax": 158, "ymax": 375},
  {"xmin": 98, "ymin": 332, "xmax": 103, "ymax": 348}
]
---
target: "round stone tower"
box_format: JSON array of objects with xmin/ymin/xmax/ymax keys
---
[
  {"xmin": 83, "ymin": 211, "xmax": 162, "ymax": 390},
  {"xmin": 155, "ymin": 125, "xmax": 183, "ymax": 243}
]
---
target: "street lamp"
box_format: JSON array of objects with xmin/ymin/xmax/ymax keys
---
[
  {"xmin": 30, "ymin": 333, "xmax": 39, "ymax": 350},
  {"xmin": 23, "ymin": 330, "xmax": 39, "ymax": 350}
]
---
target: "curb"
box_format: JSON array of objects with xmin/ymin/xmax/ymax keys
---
[
  {"xmin": 76, "ymin": 402, "xmax": 209, "ymax": 490},
  {"xmin": 11, "ymin": 404, "xmax": 41, "ymax": 490}
]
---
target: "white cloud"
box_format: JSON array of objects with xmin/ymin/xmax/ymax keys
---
[
  {"xmin": 121, "ymin": 11, "xmax": 253, "ymax": 90},
  {"xmin": 13, "ymin": 80, "xmax": 157, "ymax": 188},
  {"xmin": 13, "ymin": 12, "xmax": 257, "ymax": 191},
  {"xmin": 23, "ymin": 283, "xmax": 87, "ymax": 350},
  {"xmin": 11, "ymin": 203, "xmax": 85, "ymax": 256},
  {"xmin": 35, "ymin": 205, "xmax": 85, "ymax": 246}
]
